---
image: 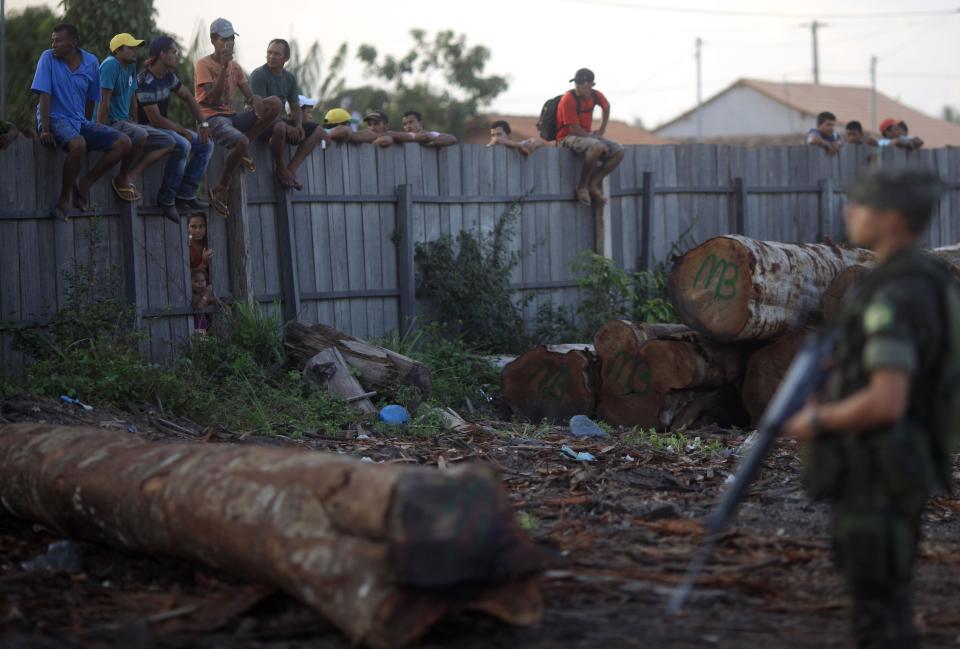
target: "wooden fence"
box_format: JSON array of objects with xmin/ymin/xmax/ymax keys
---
[{"xmin": 1, "ymin": 140, "xmax": 957, "ymax": 369}]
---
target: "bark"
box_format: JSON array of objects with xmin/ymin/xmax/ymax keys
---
[
  {"xmin": 593, "ymin": 329, "xmax": 744, "ymax": 429},
  {"xmin": 501, "ymin": 344, "xmax": 598, "ymax": 423},
  {"xmin": 667, "ymin": 235, "xmax": 873, "ymax": 341},
  {"xmin": 304, "ymin": 349, "xmax": 378, "ymax": 414},
  {"xmin": 820, "ymin": 265, "xmax": 869, "ymax": 323},
  {"xmin": 285, "ymin": 321, "xmax": 431, "ymax": 401},
  {"xmin": 741, "ymin": 329, "xmax": 810, "ymax": 423},
  {"xmin": 0, "ymin": 424, "xmax": 545, "ymax": 649}
]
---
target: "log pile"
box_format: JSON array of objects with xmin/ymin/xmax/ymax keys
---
[
  {"xmin": 503, "ymin": 235, "xmax": 960, "ymax": 429},
  {"xmin": 0, "ymin": 424, "xmax": 545, "ymax": 649}
]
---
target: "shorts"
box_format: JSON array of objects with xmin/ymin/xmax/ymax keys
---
[
  {"xmin": 561, "ymin": 134, "xmax": 624, "ymax": 156},
  {"xmin": 283, "ymin": 119, "xmax": 320, "ymax": 137},
  {"xmin": 207, "ymin": 110, "xmax": 259, "ymax": 148},
  {"xmin": 110, "ymin": 119, "xmax": 176, "ymax": 150},
  {"xmin": 43, "ymin": 117, "xmax": 123, "ymax": 151}
]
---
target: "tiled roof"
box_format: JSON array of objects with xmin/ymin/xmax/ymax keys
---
[{"xmin": 466, "ymin": 114, "xmax": 670, "ymax": 145}]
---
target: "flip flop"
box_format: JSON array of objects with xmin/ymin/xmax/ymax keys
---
[
  {"xmin": 240, "ymin": 156, "xmax": 256, "ymax": 173},
  {"xmin": 278, "ymin": 174, "xmax": 297, "ymax": 190},
  {"xmin": 111, "ymin": 177, "xmax": 138, "ymax": 203},
  {"xmin": 72, "ymin": 183, "xmax": 89, "ymax": 211},
  {"xmin": 127, "ymin": 183, "xmax": 142, "ymax": 202},
  {"xmin": 208, "ymin": 187, "xmax": 230, "ymax": 218},
  {"xmin": 49, "ymin": 205, "xmax": 70, "ymax": 221},
  {"xmin": 291, "ymin": 175, "xmax": 304, "ymax": 191}
]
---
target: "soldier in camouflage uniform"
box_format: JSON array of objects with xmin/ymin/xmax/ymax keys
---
[{"xmin": 784, "ymin": 168, "xmax": 958, "ymax": 649}]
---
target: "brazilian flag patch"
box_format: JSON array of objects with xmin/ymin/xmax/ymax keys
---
[{"xmin": 863, "ymin": 302, "xmax": 895, "ymax": 334}]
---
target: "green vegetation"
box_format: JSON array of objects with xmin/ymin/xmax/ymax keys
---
[{"xmin": 618, "ymin": 427, "xmax": 724, "ymax": 456}]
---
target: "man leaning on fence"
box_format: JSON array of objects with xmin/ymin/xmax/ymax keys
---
[
  {"xmin": 98, "ymin": 33, "xmax": 175, "ymax": 206},
  {"xmin": 32, "ymin": 23, "xmax": 131, "ymax": 220},
  {"xmin": 556, "ymin": 68, "xmax": 624, "ymax": 207},
  {"xmin": 136, "ymin": 36, "xmax": 214, "ymax": 223}
]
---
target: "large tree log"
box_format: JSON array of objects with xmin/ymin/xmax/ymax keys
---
[
  {"xmin": 741, "ymin": 329, "xmax": 810, "ymax": 423},
  {"xmin": 592, "ymin": 323, "xmax": 744, "ymax": 429},
  {"xmin": 0, "ymin": 424, "xmax": 544, "ymax": 649},
  {"xmin": 667, "ymin": 235, "xmax": 873, "ymax": 341},
  {"xmin": 285, "ymin": 321, "xmax": 431, "ymax": 400},
  {"xmin": 501, "ymin": 344, "xmax": 597, "ymax": 423}
]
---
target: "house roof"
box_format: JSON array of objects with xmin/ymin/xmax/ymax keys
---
[
  {"xmin": 655, "ymin": 78, "xmax": 960, "ymax": 148},
  {"xmin": 466, "ymin": 114, "xmax": 670, "ymax": 145}
]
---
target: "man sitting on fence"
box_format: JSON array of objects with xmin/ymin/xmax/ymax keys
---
[
  {"xmin": 195, "ymin": 18, "xmax": 281, "ymax": 217},
  {"xmin": 250, "ymin": 39, "xmax": 326, "ymax": 191},
  {"xmin": 32, "ymin": 23, "xmax": 132, "ymax": 220},
  {"xmin": 351, "ymin": 110, "xmax": 395, "ymax": 147},
  {"xmin": 556, "ymin": 68, "xmax": 624, "ymax": 207},
  {"xmin": 488, "ymin": 120, "xmax": 544, "ymax": 156},
  {"xmin": 136, "ymin": 36, "xmax": 214, "ymax": 222},
  {"xmin": 806, "ymin": 111, "xmax": 842, "ymax": 155},
  {"xmin": 395, "ymin": 110, "xmax": 457, "ymax": 147},
  {"xmin": 98, "ymin": 33, "xmax": 175, "ymax": 206},
  {"xmin": 844, "ymin": 120, "xmax": 877, "ymax": 146}
]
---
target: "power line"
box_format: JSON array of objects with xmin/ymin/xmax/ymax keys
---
[{"xmin": 558, "ymin": 0, "xmax": 960, "ymax": 21}]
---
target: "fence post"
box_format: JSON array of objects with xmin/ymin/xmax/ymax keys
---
[
  {"xmin": 732, "ymin": 177, "xmax": 746, "ymax": 235},
  {"xmin": 639, "ymin": 171, "xmax": 654, "ymax": 271},
  {"xmin": 119, "ymin": 200, "xmax": 145, "ymax": 328},
  {"xmin": 273, "ymin": 179, "xmax": 301, "ymax": 322},
  {"xmin": 817, "ymin": 177, "xmax": 833, "ymax": 242},
  {"xmin": 225, "ymin": 177, "xmax": 255, "ymax": 304},
  {"xmin": 396, "ymin": 183, "xmax": 416, "ymax": 336}
]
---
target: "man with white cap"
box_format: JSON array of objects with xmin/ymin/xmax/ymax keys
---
[
  {"xmin": 97, "ymin": 32, "xmax": 175, "ymax": 207},
  {"xmin": 250, "ymin": 38, "xmax": 324, "ymax": 190},
  {"xmin": 195, "ymin": 18, "xmax": 280, "ymax": 216}
]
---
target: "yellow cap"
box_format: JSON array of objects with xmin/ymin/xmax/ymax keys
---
[
  {"xmin": 110, "ymin": 33, "xmax": 144, "ymax": 53},
  {"xmin": 324, "ymin": 108, "xmax": 352, "ymax": 126}
]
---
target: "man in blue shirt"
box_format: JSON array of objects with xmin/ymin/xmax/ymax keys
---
[
  {"xmin": 32, "ymin": 23, "xmax": 131, "ymax": 220},
  {"xmin": 806, "ymin": 111, "xmax": 842, "ymax": 156},
  {"xmin": 97, "ymin": 33, "xmax": 175, "ymax": 206}
]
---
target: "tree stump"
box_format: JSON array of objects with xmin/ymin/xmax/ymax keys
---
[
  {"xmin": 501, "ymin": 344, "xmax": 598, "ymax": 423},
  {"xmin": 667, "ymin": 235, "xmax": 873, "ymax": 341}
]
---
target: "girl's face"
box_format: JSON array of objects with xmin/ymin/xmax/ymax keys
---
[
  {"xmin": 188, "ymin": 216, "xmax": 207, "ymax": 241},
  {"xmin": 192, "ymin": 273, "xmax": 207, "ymax": 293}
]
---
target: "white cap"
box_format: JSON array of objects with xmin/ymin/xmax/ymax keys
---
[{"xmin": 298, "ymin": 95, "xmax": 319, "ymax": 108}]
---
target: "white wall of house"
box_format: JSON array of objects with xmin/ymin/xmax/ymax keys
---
[{"xmin": 655, "ymin": 85, "xmax": 813, "ymax": 138}]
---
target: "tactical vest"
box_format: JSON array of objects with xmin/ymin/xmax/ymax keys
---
[{"xmin": 804, "ymin": 249, "xmax": 960, "ymax": 502}]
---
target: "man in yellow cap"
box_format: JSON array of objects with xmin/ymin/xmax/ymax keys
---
[
  {"xmin": 97, "ymin": 33, "xmax": 175, "ymax": 204},
  {"xmin": 323, "ymin": 107, "xmax": 354, "ymax": 143}
]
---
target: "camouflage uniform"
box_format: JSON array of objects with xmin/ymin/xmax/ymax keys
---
[{"xmin": 805, "ymin": 248, "xmax": 953, "ymax": 649}]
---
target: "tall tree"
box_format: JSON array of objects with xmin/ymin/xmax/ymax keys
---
[
  {"xmin": 944, "ymin": 106, "xmax": 960, "ymax": 125},
  {"xmin": 59, "ymin": 0, "xmax": 158, "ymax": 61},
  {"xmin": 355, "ymin": 29, "xmax": 508, "ymax": 137},
  {"xmin": 3, "ymin": 6, "xmax": 60, "ymax": 133}
]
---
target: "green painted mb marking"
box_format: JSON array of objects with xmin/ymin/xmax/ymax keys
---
[
  {"xmin": 531, "ymin": 361, "xmax": 573, "ymax": 401},
  {"xmin": 692, "ymin": 254, "xmax": 740, "ymax": 300},
  {"xmin": 604, "ymin": 351, "xmax": 652, "ymax": 396}
]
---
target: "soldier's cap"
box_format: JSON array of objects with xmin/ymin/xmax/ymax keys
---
[
  {"xmin": 210, "ymin": 18, "xmax": 238, "ymax": 38},
  {"xmin": 148, "ymin": 36, "xmax": 176, "ymax": 58},
  {"xmin": 570, "ymin": 68, "xmax": 595, "ymax": 84},
  {"xmin": 363, "ymin": 110, "xmax": 389, "ymax": 124},
  {"xmin": 325, "ymin": 108, "xmax": 352, "ymax": 125},
  {"xmin": 110, "ymin": 33, "xmax": 144, "ymax": 53}
]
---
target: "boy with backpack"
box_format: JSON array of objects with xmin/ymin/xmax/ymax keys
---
[
  {"xmin": 784, "ymin": 168, "xmax": 960, "ymax": 649},
  {"xmin": 538, "ymin": 68, "xmax": 624, "ymax": 206}
]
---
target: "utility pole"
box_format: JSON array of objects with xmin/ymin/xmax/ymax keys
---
[
  {"xmin": 695, "ymin": 37, "xmax": 703, "ymax": 142},
  {"xmin": 870, "ymin": 55, "xmax": 877, "ymax": 132},
  {"xmin": 801, "ymin": 20, "xmax": 827, "ymax": 84}
]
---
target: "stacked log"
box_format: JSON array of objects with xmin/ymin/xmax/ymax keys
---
[
  {"xmin": 593, "ymin": 321, "xmax": 745, "ymax": 429},
  {"xmin": 0, "ymin": 424, "xmax": 545, "ymax": 649},
  {"xmin": 740, "ymin": 329, "xmax": 810, "ymax": 423},
  {"xmin": 501, "ymin": 345, "xmax": 597, "ymax": 423}
]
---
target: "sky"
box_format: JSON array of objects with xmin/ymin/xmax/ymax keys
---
[{"xmin": 7, "ymin": 0, "xmax": 960, "ymax": 130}]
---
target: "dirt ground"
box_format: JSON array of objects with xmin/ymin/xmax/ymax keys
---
[{"xmin": 2, "ymin": 395, "xmax": 959, "ymax": 649}]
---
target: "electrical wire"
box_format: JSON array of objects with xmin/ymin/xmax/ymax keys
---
[{"xmin": 558, "ymin": 0, "xmax": 960, "ymax": 21}]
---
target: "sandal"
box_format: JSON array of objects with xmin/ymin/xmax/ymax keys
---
[
  {"xmin": 208, "ymin": 187, "xmax": 230, "ymax": 218},
  {"xmin": 111, "ymin": 177, "xmax": 139, "ymax": 203},
  {"xmin": 240, "ymin": 156, "xmax": 256, "ymax": 173}
]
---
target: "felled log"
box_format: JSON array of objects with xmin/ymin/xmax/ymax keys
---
[
  {"xmin": 501, "ymin": 344, "xmax": 597, "ymax": 423},
  {"xmin": 285, "ymin": 321, "xmax": 431, "ymax": 400},
  {"xmin": 304, "ymin": 349, "xmax": 378, "ymax": 414},
  {"xmin": 820, "ymin": 265, "xmax": 868, "ymax": 323},
  {"xmin": 741, "ymin": 329, "xmax": 810, "ymax": 423},
  {"xmin": 0, "ymin": 424, "xmax": 544, "ymax": 649},
  {"xmin": 593, "ymin": 328, "xmax": 744, "ymax": 429},
  {"xmin": 667, "ymin": 235, "xmax": 873, "ymax": 341}
]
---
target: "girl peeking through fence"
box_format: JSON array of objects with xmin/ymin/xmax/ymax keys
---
[
  {"xmin": 187, "ymin": 213, "xmax": 226, "ymax": 333},
  {"xmin": 188, "ymin": 213, "xmax": 214, "ymax": 272}
]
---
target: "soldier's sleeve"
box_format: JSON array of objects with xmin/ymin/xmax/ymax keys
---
[{"xmin": 861, "ymin": 278, "xmax": 937, "ymax": 375}]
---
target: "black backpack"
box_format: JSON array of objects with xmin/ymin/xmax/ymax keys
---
[{"xmin": 537, "ymin": 90, "xmax": 595, "ymax": 141}]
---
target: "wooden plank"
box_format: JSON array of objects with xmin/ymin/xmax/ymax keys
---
[
  {"xmin": 0, "ymin": 222, "xmax": 20, "ymax": 326},
  {"xmin": 259, "ymin": 203, "xmax": 282, "ymax": 299},
  {"xmin": 247, "ymin": 205, "xmax": 268, "ymax": 298},
  {"xmin": 375, "ymin": 145, "xmax": 399, "ymax": 334},
  {"xmin": 505, "ymin": 149, "xmax": 524, "ymax": 288},
  {"xmin": 292, "ymin": 202, "xmax": 316, "ymax": 322},
  {"xmin": 358, "ymin": 144, "xmax": 384, "ymax": 338},
  {"xmin": 325, "ymin": 144, "xmax": 351, "ymax": 333},
  {"xmin": 440, "ymin": 146, "xmax": 463, "ymax": 238},
  {"xmin": 396, "ymin": 183, "xmax": 416, "ymax": 336},
  {"xmin": 461, "ymin": 145, "xmax": 481, "ymax": 235},
  {"xmin": 342, "ymin": 146, "xmax": 368, "ymax": 338},
  {"xmin": 143, "ymin": 213, "xmax": 171, "ymax": 361}
]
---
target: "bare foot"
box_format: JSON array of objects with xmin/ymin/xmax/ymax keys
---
[
  {"xmin": 589, "ymin": 187, "xmax": 607, "ymax": 206},
  {"xmin": 576, "ymin": 187, "xmax": 592, "ymax": 207}
]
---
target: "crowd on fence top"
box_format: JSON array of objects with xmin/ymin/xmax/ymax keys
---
[{"xmin": 806, "ymin": 111, "xmax": 924, "ymax": 155}]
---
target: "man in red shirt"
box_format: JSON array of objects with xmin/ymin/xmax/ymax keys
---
[{"xmin": 556, "ymin": 68, "xmax": 624, "ymax": 206}]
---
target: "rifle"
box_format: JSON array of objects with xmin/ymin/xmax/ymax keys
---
[{"xmin": 666, "ymin": 331, "xmax": 836, "ymax": 614}]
